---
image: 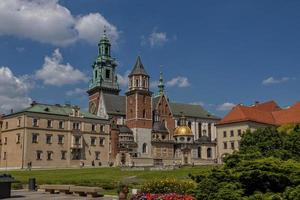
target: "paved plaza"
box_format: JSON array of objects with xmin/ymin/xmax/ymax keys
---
[{"xmin": 9, "ymin": 190, "xmax": 117, "ymax": 200}]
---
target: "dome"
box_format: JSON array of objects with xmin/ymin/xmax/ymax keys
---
[{"xmin": 174, "ymin": 125, "xmax": 193, "ymax": 136}]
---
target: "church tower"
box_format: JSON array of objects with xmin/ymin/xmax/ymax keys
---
[
  {"xmin": 126, "ymin": 56, "xmax": 153, "ymax": 157},
  {"xmin": 87, "ymin": 30, "xmax": 120, "ymax": 115}
]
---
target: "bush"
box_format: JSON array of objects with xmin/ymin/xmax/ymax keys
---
[{"xmin": 141, "ymin": 179, "xmax": 196, "ymax": 195}]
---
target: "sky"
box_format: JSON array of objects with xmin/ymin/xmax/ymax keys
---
[{"xmin": 0, "ymin": 0, "xmax": 300, "ymax": 116}]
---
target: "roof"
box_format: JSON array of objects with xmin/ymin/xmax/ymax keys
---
[
  {"xmin": 4, "ymin": 103, "xmax": 105, "ymax": 120},
  {"xmin": 152, "ymin": 121, "xmax": 169, "ymax": 133},
  {"xmin": 118, "ymin": 125, "xmax": 133, "ymax": 133},
  {"xmin": 103, "ymin": 94, "xmax": 126, "ymax": 115},
  {"xmin": 169, "ymin": 102, "xmax": 220, "ymax": 119},
  {"xmin": 129, "ymin": 56, "xmax": 149, "ymax": 77},
  {"xmin": 218, "ymin": 101, "xmax": 300, "ymax": 126}
]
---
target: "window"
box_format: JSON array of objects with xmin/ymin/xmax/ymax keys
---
[
  {"xmin": 95, "ymin": 70, "xmax": 98, "ymax": 79},
  {"xmin": 162, "ymin": 135, "xmax": 166, "ymax": 140},
  {"xmin": 188, "ymin": 121, "xmax": 192, "ymax": 129},
  {"xmin": 47, "ymin": 151, "xmax": 53, "ymax": 160},
  {"xmin": 223, "ymin": 142, "xmax": 227, "ymax": 149},
  {"xmin": 74, "ymin": 136, "xmax": 81, "ymax": 145},
  {"xmin": 92, "ymin": 124, "xmax": 96, "ymax": 132},
  {"xmin": 105, "ymin": 69, "xmax": 110, "ymax": 79},
  {"xmin": 142, "ymin": 109, "xmax": 146, "ymax": 118},
  {"xmin": 223, "ymin": 131, "xmax": 227, "ymax": 138},
  {"xmin": 32, "ymin": 118, "xmax": 39, "ymax": 127},
  {"xmin": 4, "ymin": 137, "xmax": 7, "ymax": 145},
  {"xmin": 3, "ymin": 152, "xmax": 7, "ymax": 160},
  {"xmin": 73, "ymin": 122, "xmax": 80, "ymax": 130},
  {"xmin": 208, "ymin": 123, "xmax": 211, "ymax": 137},
  {"xmin": 61, "ymin": 151, "xmax": 67, "ymax": 160},
  {"xmin": 207, "ymin": 148, "xmax": 212, "ymax": 158},
  {"xmin": 230, "ymin": 130, "xmax": 234, "ymax": 137},
  {"xmin": 238, "ymin": 129, "xmax": 242, "ymax": 136},
  {"xmin": 91, "ymin": 137, "xmax": 96, "ymax": 146},
  {"xmin": 58, "ymin": 135, "xmax": 64, "ymax": 144},
  {"xmin": 198, "ymin": 122, "xmax": 202, "ymax": 136},
  {"xmin": 231, "ymin": 141, "xmax": 235, "ymax": 149},
  {"xmin": 5, "ymin": 122, "xmax": 8, "ymax": 129},
  {"xmin": 46, "ymin": 134, "xmax": 52, "ymax": 144},
  {"xmin": 99, "ymin": 138, "xmax": 105, "ymax": 146},
  {"xmin": 47, "ymin": 120, "xmax": 52, "ymax": 128},
  {"xmin": 142, "ymin": 143, "xmax": 148, "ymax": 154},
  {"xmin": 59, "ymin": 121, "xmax": 64, "ymax": 129},
  {"xmin": 16, "ymin": 134, "xmax": 20, "ymax": 144},
  {"xmin": 32, "ymin": 134, "xmax": 38, "ymax": 143},
  {"xmin": 143, "ymin": 79, "xmax": 146, "ymax": 88},
  {"xmin": 17, "ymin": 118, "xmax": 21, "ymax": 127},
  {"xmin": 100, "ymin": 125, "xmax": 104, "ymax": 132},
  {"xmin": 95, "ymin": 152, "xmax": 100, "ymax": 160},
  {"xmin": 36, "ymin": 151, "xmax": 42, "ymax": 160},
  {"xmin": 136, "ymin": 79, "xmax": 139, "ymax": 87},
  {"xmin": 198, "ymin": 147, "xmax": 201, "ymax": 158}
]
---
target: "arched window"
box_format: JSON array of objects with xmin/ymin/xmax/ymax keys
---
[
  {"xmin": 142, "ymin": 143, "xmax": 148, "ymax": 153},
  {"xmin": 136, "ymin": 79, "xmax": 139, "ymax": 87},
  {"xmin": 198, "ymin": 147, "xmax": 201, "ymax": 158},
  {"xmin": 203, "ymin": 130, "xmax": 207, "ymax": 137},
  {"xmin": 207, "ymin": 148, "xmax": 212, "ymax": 158}
]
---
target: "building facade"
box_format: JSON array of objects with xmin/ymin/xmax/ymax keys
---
[
  {"xmin": 216, "ymin": 101, "xmax": 300, "ymax": 163},
  {"xmin": 0, "ymin": 103, "xmax": 110, "ymax": 169}
]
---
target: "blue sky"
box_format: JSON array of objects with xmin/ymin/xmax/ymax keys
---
[{"xmin": 0, "ymin": 0, "xmax": 300, "ymax": 116}]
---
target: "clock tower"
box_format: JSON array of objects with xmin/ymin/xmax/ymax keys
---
[{"xmin": 87, "ymin": 30, "xmax": 120, "ymax": 116}]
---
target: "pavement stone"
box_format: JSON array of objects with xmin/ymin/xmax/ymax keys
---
[{"xmin": 9, "ymin": 190, "xmax": 118, "ymax": 200}]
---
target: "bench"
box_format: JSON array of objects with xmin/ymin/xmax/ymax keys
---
[
  {"xmin": 39, "ymin": 184, "xmax": 72, "ymax": 194},
  {"xmin": 70, "ymin": 186, "xmax": 103, "ymax": 197}
]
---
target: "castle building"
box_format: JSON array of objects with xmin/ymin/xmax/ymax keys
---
[
  {"xmin": 88, "ymin": 32, "xmax": 221, "ymax": 166},
  {"xmin": 216, "ymin": 101, "xmax": 300, "ymax": 163},
  {"xmin": 0, "ymin": 103, "xmax": 110, "ymax": 169}
]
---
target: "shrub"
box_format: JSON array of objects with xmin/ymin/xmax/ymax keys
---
[{"xmin": 141, "ymin": 179, "xmax": 196, "ymax": 195}]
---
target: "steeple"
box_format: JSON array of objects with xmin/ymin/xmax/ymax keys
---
[
  {"xmin": 88, "ymin": 28, "xmax": 120, "ymax": 96},
  {"xmin": 127, "ymin": 56, "xmax": 150, "ymax": 92},
  {"xmin": 156, "ymin": 71, "xmax": 165, "ymax": 96}
]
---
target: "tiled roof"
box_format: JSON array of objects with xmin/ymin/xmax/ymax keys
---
[
  {"xmin": 218, "ymin": 101, "xmax": 300, "ymax": 126},
  {"xmin": 103, "ymin": 94, "xmax": 126, "ymax": 115},
  {"xmin": 169, "ymin": 102, "xmax": 220, "ymax": 119},
  {"xmin": 129, "ymin": 56, "xmax": 149, "ymax": 77},
  {"xmin": 5, "ymin": 103, "xmax": 105, "ymax": 120}
]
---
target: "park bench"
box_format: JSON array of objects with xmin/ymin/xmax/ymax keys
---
[
  {"xmin": 70, "ymin": 185, "xmax": 103, "ymax": 197},
  {"xmin": 39, "ymin": 184, "xmax": 73, "ymax": 194}
]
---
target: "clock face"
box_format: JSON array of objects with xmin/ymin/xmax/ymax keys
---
[{"xmin": 89, "ymin": 102, "xmax": 97, "ymax": 114}]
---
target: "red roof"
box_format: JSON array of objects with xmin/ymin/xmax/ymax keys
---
[{"xmin": 218, "ymin": 101, "xmax": 300, "ymax": 126}]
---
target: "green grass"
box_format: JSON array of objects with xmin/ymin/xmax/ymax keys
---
[{"xmin": 6, "ymin": 166, "xmax": 213, "ymax": 195}]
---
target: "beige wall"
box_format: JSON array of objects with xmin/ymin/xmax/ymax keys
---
[
  {"xmin": 216, "ymin": 121, "xmax": 271, "ymax": 163},
  {"xmin": 0, "ymin": 112, "xmax": 110, "ymax": 169}
]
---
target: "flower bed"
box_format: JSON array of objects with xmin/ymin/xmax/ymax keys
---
[
  {"xmin": 141, "ymin": 179, "xmax": 196, "ymax": 194},
  {"xmin": 131, "ymin": 193, "xmax": 195, "ymax": 200}
]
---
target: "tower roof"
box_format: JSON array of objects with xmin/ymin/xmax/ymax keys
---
[{"xmin": 129, "ymin": 56, "xmax": 149, "ymax": 77}]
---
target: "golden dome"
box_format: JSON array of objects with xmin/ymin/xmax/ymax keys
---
[{"xmin": 174, "ymin": 125, "xmax": 193, "ymax": 136}]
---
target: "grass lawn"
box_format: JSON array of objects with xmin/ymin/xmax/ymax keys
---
[{"xmin": 7, "ymin": 166, "xmax": 213, "ymax": 195}]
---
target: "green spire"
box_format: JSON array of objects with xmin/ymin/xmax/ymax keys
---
[
  {"xmin": 157, "ymin": 71, "xmax": 165, "ymax": 96},
  {"xmin": 97, "ymin": 28, "xmax": 111, "ymax": 59}
]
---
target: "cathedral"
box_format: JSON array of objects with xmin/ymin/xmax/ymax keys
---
[{"xmin": 87, "ymin": 31, "xmax": 220, "ymax": 167}]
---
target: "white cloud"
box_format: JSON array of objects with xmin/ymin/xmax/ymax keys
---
[
  {"xmin": 190, "ymin": 101, "xmax": 205, "ymax": 107},
  {"xmin": 66, "ymin": 88, "xmax": 86, "ymax": 96},
  {"xmin": 149, "ymin": 30, "xmax": 168, "ymax": 47},
  {"xmin": 217, "ymin": 102, "xmax": 236, "ymax": 111},
  {"xmin": 75, "ymin": 13, "xmax": 118, "ymax": 45},
  {"xmin": 262, "ymin": 77, "xmax": 291, "ymax": 85},
  {"xmin": 35, "ymin": 49, "xmax": 88, "ymax": 86},
  {"xmin": 0, "ymin": 67, "xmax": 32, "ymax": 114},
  {"xmin": 166, "ymin": 76, "xmax": 190, "ymax": 88},
  {"xmin": 0, "ymin": 0, "xmax": 119, "ymax": 46},
  {"xmin": 117, "ymin": 70, "xmax": 130, "ymax": 88}
]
